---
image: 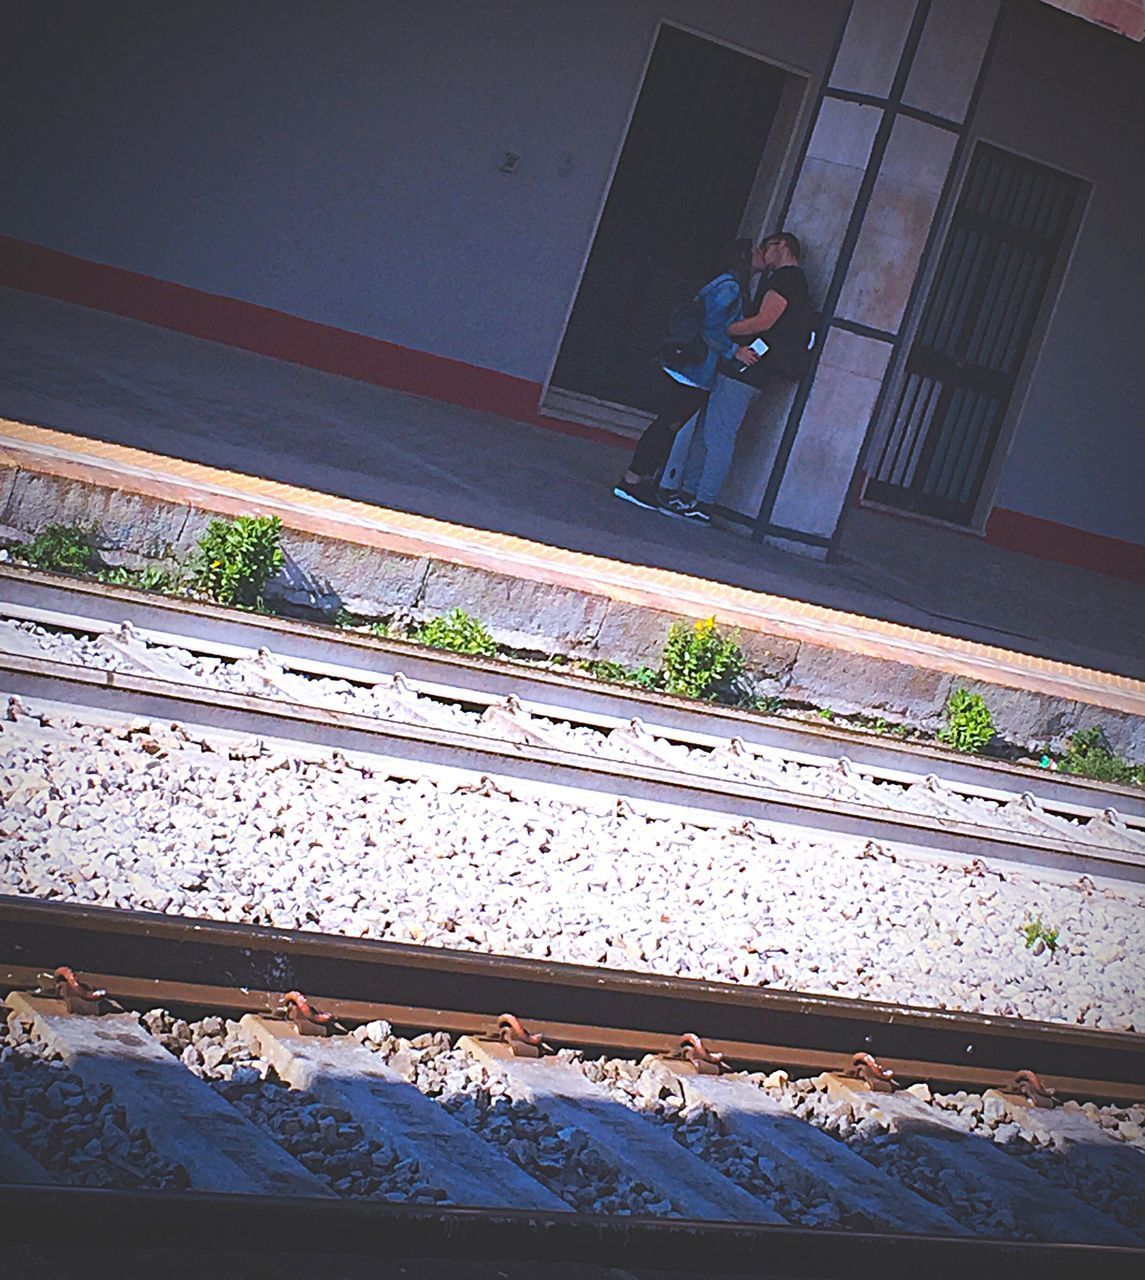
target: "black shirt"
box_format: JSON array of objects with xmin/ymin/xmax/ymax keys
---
[{"xmin": 722, "ymin": 264, "xmax": 814, "ymax": 388}]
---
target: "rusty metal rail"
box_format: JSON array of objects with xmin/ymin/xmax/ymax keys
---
[
  {"xmin": 5, "ymin": 648, "xmax": 1145, "ymax": 884},
  {"xmin": 1, "ymin": 896, "xmax": 1140, "ymax": 1101},
  {"xmin": 4, "ymin": 564, "xmax": 1142, "ymax": 819},
  {"xmin": 1, "ymin": 1186, "xmax": 1141, "ymax": 1277}
]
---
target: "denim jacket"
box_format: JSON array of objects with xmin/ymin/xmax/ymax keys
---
[{"xmin": 662, "ymin": 272, "xmax": 743, "ymax": 391}]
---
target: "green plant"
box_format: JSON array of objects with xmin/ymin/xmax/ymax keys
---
[
  {"xmin": 1021, "ymin": 916, "xmax": 1059, "ymax": 953},
  {"xmin": 96, "ymin": 564, "xmax": 180, "ymax": 593},
  {"xmin": 413, "ymin": 608, "xmax": 497, "ymax": 657},
  {"xmin": 11, "ymin": 523, "xmax": 98, "ymax": 574},
  {"xmin": 661, "ymin": 616, "xmax": 744, "ymax": 700},
  {"xmin": 1058, "ymin": 727, "xmax": 1144, "ymax": 786},
  {"xmin": 938, "ymin": 687, "xmax": 995, "ymax": 754},
  {"xmin": 750, "ymin": 694, "xmax": 783, "ymax": 715},
  {"xmin": 818, "ymin": 706, "xmax": 834, "ymax": 722},
  {"xmin": 191, "ymin": 514, "xmax": 284, "ymax": 608},
  {"xmin": 584, "ymin": 659, "xmax": 661, "ymax": 689}
]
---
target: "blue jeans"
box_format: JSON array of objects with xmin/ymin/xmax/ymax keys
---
[{"xmin": 680, "ymin": 373, "xmax": 759, "ymax": 505}]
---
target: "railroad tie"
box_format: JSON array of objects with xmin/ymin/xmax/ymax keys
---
[
  {"xmin": 6, "ymin": 993, "xmax": 331, "ymax": 1197},
  {"xmin": 998, "ymin": 1093, "xmax": 1145, "ymax": 1240},
  {"xmin": 0, "ymin": 1128, "xmax": 56, "ymax": 1186},
  {"xmin": 823, "ymin": 1077, "xmax": 1139, "ymax": 1246},
  {"xmin": 461, "ymin": 1037, "xmax": 785, "ymax": 1224},
  {"xmin": 240, "ymin": 1016, "xmax": 567, "ymax": 1211},
  {"xmin": 671, "ymin": 1070, "xmax": 967, "ymax": 1236}
]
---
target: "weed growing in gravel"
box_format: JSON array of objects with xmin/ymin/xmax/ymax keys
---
[
  {"xmin": 1057, "ymin": 727, "xmax": 1144, "ymax": 786},
  {"xmin": 748, "ymin": 694, "xmax": 783, "ymax": 714},
  {"xmin": 11, "ymin": 523, "xmax": 99, "ymax": 574},
  {"xmin": 582, "ymin": 658, "xmax": 661, "ymax": 689},
  {"xmin": 191, "ymin": 515, "xmax": 285, "ymax": 609},
  {"xmin": 661, "ymin": 616, "xmax": 744, "ymax": 700},
  {"xmin": 96, "ymin": 564, "xmax": 182, "ymax": 594},
  {"xmin": 413, "ymin": 608, "xmax": 498, "ymax": 657},
  {"xmin": 1021, "ymin": 916, "xmax": 1059, "ymax": 953},
  {"xmin": 939, "ymin": 687, "xmax": 995, "ymax": 754}
]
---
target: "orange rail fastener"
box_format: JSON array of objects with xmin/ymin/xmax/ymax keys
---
[
  {"xmin": 281, "ymin": 991, "xmax": 336, "ymax": 1037},
  {"xmin": 1012, "ymin": 1068, "xmax": 1058, "ymax": 1108},
  {"xmin": 676, "ymin": 1032, "xmax": 726, "ymax": 1075},
  {"xmin": 497, "ymin": 1013, "xmax": 547, "ymax": 1057},
  {"xmin": 52, "ymin": 966, "xmax": 106, "ymax": 1014},
  {"xmin": 848, "ymin": 1051, "xmax": 897, "ymax": 1092}
]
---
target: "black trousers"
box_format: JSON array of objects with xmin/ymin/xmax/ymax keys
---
[{"xmin": 628, "ymin": 377, "xmax": 709, "ymax": 480}]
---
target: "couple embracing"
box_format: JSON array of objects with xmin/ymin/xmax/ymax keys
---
[{"xmin": 614, "ymin": 231, "xmax": 813, "ymax": 525}]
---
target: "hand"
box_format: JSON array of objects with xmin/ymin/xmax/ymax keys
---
[{"xmin": 734, "ymin": 345, "xmax": 760, "ymax": 365}]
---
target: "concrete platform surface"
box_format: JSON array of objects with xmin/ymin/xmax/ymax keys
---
[{"xmin": 2, "ymin": 288, "xmax": 1142, "ymax": 682}]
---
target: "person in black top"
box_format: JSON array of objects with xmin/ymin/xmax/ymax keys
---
[
  {"xmin": 663, "ymin": 231, "xmax": 814, "ymax": 525},
  {"xmin": 726, "ymin": 231, "xmax": 814, "ymax": 386}
]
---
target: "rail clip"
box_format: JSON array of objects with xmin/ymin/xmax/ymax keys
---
[
  {"xmin": 280, "ymin": 991, "xmax": 336, "ymax": 1037},
  {"xmin": 847, "ymin": 1051, "xmax": 897, "ymax": 1092},
  {"xmin": 497, "ymin": 1013, "xmax": 547, "ymax": 1057},
  {"xmin": 1009, "ymin": 1068, "xmax": 1058, "ymax": 1108},
  {"xmin": 672, "ymin": 1033, "xmax": 726, "ymax": 1075},
  {"xmin": 48, "ymin": 966, "xmax": 106, "ymax": 1015}
]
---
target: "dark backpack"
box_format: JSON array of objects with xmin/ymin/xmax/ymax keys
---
[
  {"xmin": 656, "ymin": 273, "xmax": 739, "ymax": 368},
  {"xmin": 656, "ymin": 295, "xmax": 707, "ymax": 367}
]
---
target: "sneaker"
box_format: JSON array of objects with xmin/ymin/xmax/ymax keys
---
[
  {"xmin": 659, "ymin": 495, "xmax": 711, "ymax": 524},
  {"xmin": 612, "ymin": 479, "xmax": 660, "ymax": 511}
]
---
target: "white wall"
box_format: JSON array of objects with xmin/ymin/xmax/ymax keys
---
[
  {"xmin": 971, "ymin": 0, "xmax": 1145, "ymax": 544},
  {"xmin": 2, "ymin": 0, "xmax": 842, "ymax": 384}
]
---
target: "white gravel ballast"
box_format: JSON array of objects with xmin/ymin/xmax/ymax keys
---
[{"xmin": 1, "ymin": 704, "xmax": 1143, "ymax": 1031}]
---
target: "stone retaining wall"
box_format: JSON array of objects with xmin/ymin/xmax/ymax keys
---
[{"xmin": 1, "ymin": 457, "xmax": 1142, "ymax": 757}]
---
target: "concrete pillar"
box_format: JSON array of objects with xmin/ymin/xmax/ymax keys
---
[{"xmin": 754, "ymin": 0, "xmax": 1001, "ymax": 558}]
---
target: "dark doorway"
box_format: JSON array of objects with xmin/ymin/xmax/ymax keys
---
[
  {"xmin": 549, "ymin": 24, "xmax": 787, "ymax": 414},
  {"xmin": 866, "ymin": 143, "xmax": 1086, "ymax": 525}
]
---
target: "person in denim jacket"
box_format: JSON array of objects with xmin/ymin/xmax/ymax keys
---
[{"xmin": 613, "ymin": 238, "xmax": 758, "ymax": 511}]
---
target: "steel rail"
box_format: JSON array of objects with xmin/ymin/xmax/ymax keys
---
[
  {"xmin": 1, "ymin": 1186, "xmax": 1140, "ymax": 1276},
  {"xmin": 1, "ymin": 898, "xmax": 1140, "ymax": 1100},
  {"xmin": 4, "ymin": 565, "xmax": 1142, "ymax": 819},
  {"xmin": 4, "ymin": 650, "xmax": 1144, "ymax": 884}
]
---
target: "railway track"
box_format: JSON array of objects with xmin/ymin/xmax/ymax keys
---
[
  {"xmin": 2, "ymin": 570, "xmax": 1144, "ymax": 884},
  {"xmin": 6, "ymin": 565, "xmax": 1143, "ymax": 812},
  {"xmin": 0, "ymin": 902, "xmax": 1142, "ymax": 1273},
  {"xmin": 2, "ymin": 571, "xmax": 1144, "ymax": 1273}
]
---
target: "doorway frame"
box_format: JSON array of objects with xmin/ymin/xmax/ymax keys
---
[{"xmin": 537, "ymin": 16, "xmax": 813, "ymax": 435}]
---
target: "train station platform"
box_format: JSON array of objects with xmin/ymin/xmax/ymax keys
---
[{"xmin": 1, "ymin": 287, "xmax": 1143, "ymax": 752}]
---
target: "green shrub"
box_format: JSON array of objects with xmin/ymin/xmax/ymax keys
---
[
  {"xmin": 1059, "ymin": 727, "xmax": 1143, "ymax": 786},
  {"xmin": 661, "ymin": 616, "xmax": 744, "ymax": 700},
  {"xmin": 413, "ymin": 608, "xmax": 497, "ymax": 657},
  {"xmin": 11, "ymin": 523, "xmax": 98, "ymax": 574},
  {"xmin": 191, "ymin": 515, "xmax": 284, "ymax": 608},
  {"xmin": 938, "ymin": 688, "xmax": 995, "ymax": 754}
]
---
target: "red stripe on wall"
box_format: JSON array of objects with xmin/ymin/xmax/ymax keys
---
[
  {"xmin": 5, "ymin": 235, "xmax": 1144, "ymax": 584},
  {"xmin": 0, "ymin": 235, "xmax": 632, "ymax": 449},
  {"xmin": 986, "ymin": 507, "xmax": 1145, "ymax": 585}
]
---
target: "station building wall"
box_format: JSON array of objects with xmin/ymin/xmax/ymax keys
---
[
  {"xmin": 0, "ymin": 0, "xmax": 838, "ymax": 382},
  {"xmin": 2, "ymin": 1, "xmax": 1142, "ymax": 575},
  {"xmin": 966, "ymin": 0, "xmax": 1144, "ymax": 551}
]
